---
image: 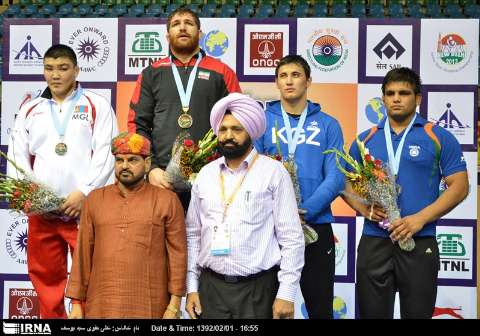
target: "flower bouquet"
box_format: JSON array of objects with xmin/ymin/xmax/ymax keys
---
[
  {"xmin": 324, "ymin": 139, "xmax": 415, "ymax": 252},
  {"xmin": 268, "ymin": 125, "xmax": 318, "ymax": 246},
  {"xmin": 165, "ymin": 129, "xmax": 219, "ymax": 191},
  {"xmin": 0, "ymin": 151, "xmax": 65, "ymax": 216}
]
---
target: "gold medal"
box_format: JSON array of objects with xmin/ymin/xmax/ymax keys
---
[
  {"xmin": 178, "ymin": 113, "xmax": 193, "ymax": 129},
  {"xmin": 55, "ymin": 142, "xmax": 68, "ymax": 156}
]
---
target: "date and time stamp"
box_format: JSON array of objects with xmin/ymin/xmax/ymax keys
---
[{"xmin": 152, "ymin": 324, "xmax": 260, "ymax": 333}]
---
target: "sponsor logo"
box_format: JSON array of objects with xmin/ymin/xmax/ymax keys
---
[
  {"xmin": 250, "ymin": 32, "xmax": 283, "ymax": 68},
  {"xmin": 332, "ymin": 296, "xmax": 348, "ymax": 319},
  {"xmin": 67, "ymin": 26, "xmax": 111, "ymax": 73},
  {"xmin": 334, "ymin": 234, "xmax": 346, "ymax": 267},
  {"xmin": 433, "ymin": 307, "xmax": 464, "ymax": 319},
  {"xmin": 373, "ymin": 33, "xmax": 405, "ymax": 71},
  {"xmin": 128, "ymin": 31, "xmax": 164, "ymax": 69},
  {"xmin": 132, "ymin": 31, "xmax": 162, "ymax": 53},
  {"xmin": 373, "ymin": 33, "xmax": 405, "ymax": 59},
  {"xmin": 430, "ymin": 102, "xmax": 471, "ymax": 137},
  {"xmin": 12, "ymin": 36, "xmax": 43, "ymax": 68},
  {"xmin": 365, "ymin": 97, "xmax": 386, "ymax": 124},
  {"xmin": 437, "ymin": 233, "xmax": 469, "ymax": 272},
  {"xmin": 200, "ymin": 30, "xmax": 229, "ymax": 58},
  {"xmin": 4, "ymin": 216, "xmax": 28, "ymax": 266},
  {"xmin": 3, "ymin": 321, "xmax": 51, "ymax": 335},
  {"xmin": 438, "ymin": 233, "xmax": 466, "ymax": 257},
  {"xmin": 302, "ymin": 295, "xmax": 348, "ymax": 319},
  {"xmin": 432, "ymin": 33, "xmax": 473, "ymax": 72},
  {"xmin": 9, "ymin": 288, "xmax": 40, "ymax": 319},
  {"xmin": 306, "ymin": 28, "xmax": 349, "ymax": 72}
]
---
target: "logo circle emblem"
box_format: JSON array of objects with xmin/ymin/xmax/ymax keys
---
[
  {"xmin": 438, "ymin": 34, "xmax": 466, "ymax": 66},
  {"xmin": 16, "ymin": 297, "xmax": 33, "ymax": 315},
  {"xmin": 365, "ymin": 97, "xmax": 386, "ymax": 125},
  {"xmin": 312, "ymin": 35, "xmax": 343, "ymax": 66},
  {"xmin": 409, "ymin": 147, "xmax": 419, "ymax": 157},
  {"xmin": 258, "ymin": 40, "xmax": 275, "ymax": 59},
  {"xmin": 200, "ymin": 30, "xmax": 229, "ymax": 58}
]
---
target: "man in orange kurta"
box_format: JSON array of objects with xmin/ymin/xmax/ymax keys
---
[{"xmin": 66, "ymin": 132, "xmax": 187, "ymax": 318}]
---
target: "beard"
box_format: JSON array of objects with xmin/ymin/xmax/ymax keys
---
[
  {"xmin": 169, "ymin": 33, "xmax": 199, "ymax": 55},
  {"xmin": 218, "ymin": 137, "xmax": 252, "ymax": 160},
  {"xmin": 116, "ymin": 169, "xmax": 145, "ymax": 187}
]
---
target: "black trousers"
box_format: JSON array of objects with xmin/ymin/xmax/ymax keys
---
[
  {"xmin": 198, "ymin": 267, "xmax": 279, "ymax": 319},
  {"xmin": 300, "ymin": 224, "xmax": 335, "ymax": 319},
  {"xmin": 356, "ymin": 235, "xmax": 440, "ymax": 319}
]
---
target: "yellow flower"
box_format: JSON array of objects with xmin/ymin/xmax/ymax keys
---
[{"xmin": 128, "ymin": 134, "xmax": 144, "ymax": 153}]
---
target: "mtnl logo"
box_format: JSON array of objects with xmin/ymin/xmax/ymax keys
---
[
  {"xmin": 3, "ymin": 322, "xmax": 51, "ymax": 335},
  {"xmin": 437, "ymin": 233, "xmax": 469, "ymax": 272}
]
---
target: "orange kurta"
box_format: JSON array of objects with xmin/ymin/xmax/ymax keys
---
[{"xmin": 66, "ymin": 182, "xmax": 187, "ymax": 318}]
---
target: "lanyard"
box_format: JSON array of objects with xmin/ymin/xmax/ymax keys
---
[
  {"xmin": 170, "ymin": 54, "xmax": 202, "ymax": 111},
  {"xmin": 219, "ymin": 154, "xmax": 259, "ymax": 223},
  {"xmin": 49, "ymin": 88, "xmax": 83, "ymax": 139},
  {"xmin": 280, "ymin": 103, "xmax": 308, "ymax": 159},
  {"xmin": 383, "ymin": 114, "xmax": 416, "ymax": 176}
]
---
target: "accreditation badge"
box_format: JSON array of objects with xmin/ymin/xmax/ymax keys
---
[{"xmin": 210, "ymin": 223, "xmax": 230, "ymax": 256}]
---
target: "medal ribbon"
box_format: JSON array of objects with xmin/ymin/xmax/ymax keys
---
[
  {"xmin": 383, "ymin": 114, "xmax": 417, "ymax": 176},
  {"xmin": 49, "ymin": 87, "xmax": 83, "ymax": 141},
  {"xmin": 171, "ymin": 53, "xmax": 203, "ymax": 111},
  {"xmin": 280, "ymin": 103, "xmax": 308, "ymax": 160}
]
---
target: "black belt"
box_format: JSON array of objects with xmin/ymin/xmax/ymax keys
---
[{"xmin": 203, "ymin": 265, "xmax": 279, "ymax": 284}]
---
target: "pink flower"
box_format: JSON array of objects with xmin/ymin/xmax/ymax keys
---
[{"xmin": 374, "ymin": 159, "xmax": 382, "ymax": 169}]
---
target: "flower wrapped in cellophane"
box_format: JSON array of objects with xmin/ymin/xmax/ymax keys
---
[
  {"xmin": 165, "ymin": 129, "xmax": 219, "ymax": 191},
  {"xmin": 0, "ymin": 151, "xmax": 65, "ymax": 216},
  {"xmin": 324, "ymin": 139, "xmax": 415, "ymax": 251},
  {"xmin": 266, "ymin": 124, "xmax": 318, "ymax": 246}
]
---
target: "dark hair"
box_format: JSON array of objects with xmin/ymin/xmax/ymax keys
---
[
  {"xmin": 44, "ymin": 44, "xmax": 77, "ymax": 66},
  {"xmin": 275, "ymin": 55, "xmax": 311, "ymax": 79},
  {"xmin": 167, "ymin": 7, "xmax": 201, "ymax": 32},
  {"xmin": 382, "ymin": 67, "xmax": 421, "ymax": 95}
]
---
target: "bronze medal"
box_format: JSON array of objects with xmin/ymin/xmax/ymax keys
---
[
  {"xmin": 178, "ymin": 113, "xmax": 193, "ymax": 129},
  {"xmin": 55, "ymin": 142, "xmax": 68, "ymax": 156}
]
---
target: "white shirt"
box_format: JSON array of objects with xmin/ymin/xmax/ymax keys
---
[
  {"xmin": 7, "ymin": 85, "xmax": 118, "ymax": 197},
  {"xmin": 186, "ymin": 148, "xmax": 305, "ymax": 302}
]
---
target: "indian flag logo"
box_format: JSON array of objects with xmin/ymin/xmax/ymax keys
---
[{"xmin": 312, "ymin": 35, "xmax": 343, "ymax": 67}]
